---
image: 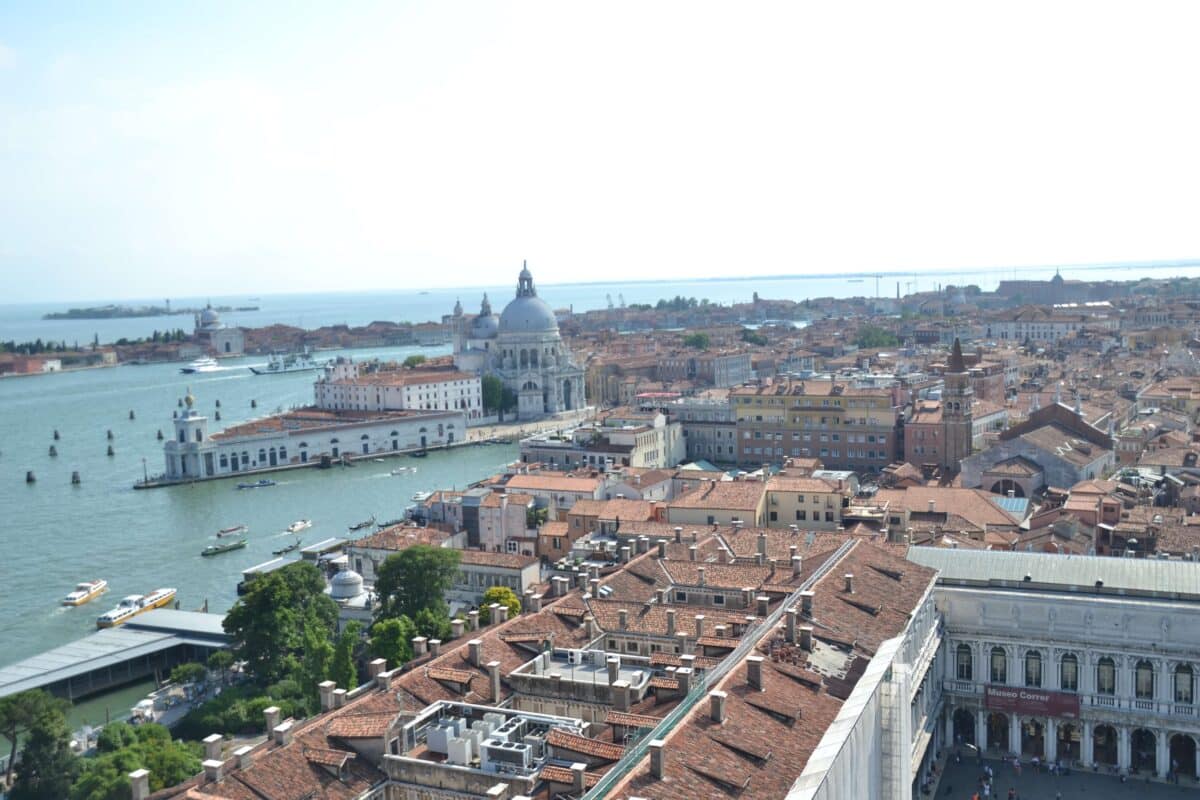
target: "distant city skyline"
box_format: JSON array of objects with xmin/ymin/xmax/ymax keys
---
[{"xmin": 2, "ymin": 2, "xmax": 1199, "ymax": 302}]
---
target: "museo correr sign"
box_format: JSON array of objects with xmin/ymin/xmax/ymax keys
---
[{"xmin": 984, "ymin": 685, "xmax": 1081, "ymax": 718}]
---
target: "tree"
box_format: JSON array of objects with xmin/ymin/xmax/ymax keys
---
[
  {"xmin": 481, "ymin": 374, "xmax": 504, "ymax": 414},
  {"xmin": 223, "ymin": 562, "xmax": 338, "ymax": 685},
  {"xmin": 72, "ymin": 723, "xmax": 201, "ymax": 800},
  {"xmin": 9, "ymin": 704, "xmax": 77, "ymax": 800},
  {"xmin": 369, "ymin": 616, "xmax": 418, "ymax": 667},
  {"xmin": 207, "ymin": 650, "xmax": 234, "ymax": 684},
  {"xmin": 413, "ymin": 607, "xmax": 452, "ymax": 641},
  {"xmin": 169, "ymin": 662, "xmax": 207, "ymax": 686},
  {"xmin": 403, "ymin": 354, "xmax": 426, "ymax": 369},
  {"xmin": 375, "ymin": 545, "xmax": 460, "ymax": 621},
  {"xmin": 480, "ymin": 586, "xmax": 521, "ymax": 624},
  {"xmin": 740, "ymin": 328, "xmax": 768, "ymax": 346},
  {"xmin": 854, "ymin": 325, "xmax": 899, "ymax": 349},
  {"xmin": 526, "ymin": 506, "xmax": 548, "ymax": 529},
  {"xmin": 500, "ymin": 387, "xmax": 517, "ymax": 413},
  {"xmin": 0, "ymin": 690, "xmax": 70, "ymax": 787},
  {"xmin": 330, "ymin": 622, "xmax": 362, "ymax": 691},
  {"xmin": 683, "ymin": 332, "xmax": 710, "ymax": 350},
  {"xmin": 299, "ymin": 608, "xmax": 335, "ymax": 704}
]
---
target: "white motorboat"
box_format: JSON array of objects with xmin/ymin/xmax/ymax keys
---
[
  {"xmin": 180, "ymin": 357, "xmax": 220, "ymax": 374},
  {"xmin": 287, "ymin": 519, "xmax": 312, "ymax": 533}
]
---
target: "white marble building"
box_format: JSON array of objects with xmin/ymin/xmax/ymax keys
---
[
  {"xmin": 909, "ymin": 548, "xmax": 1200, "ymax": 780},
  {"xmin": 450, "ymin": 264, "xmax": 585, "ymax": 421}
]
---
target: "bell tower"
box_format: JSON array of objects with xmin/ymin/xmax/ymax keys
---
[{"xmin": 941, "ymin": 338, "xmax": 974, "ymax": 471}]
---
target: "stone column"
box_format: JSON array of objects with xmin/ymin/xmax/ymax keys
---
[
  {"xmin": 1117, "ymin": 726, "xmax": 1131, "ymax": 770},
  {"xmin": 944, "ymin": 706, "xmax": 955, "ymax": 748},
  {"xmin": 976, "ymin": 710, "xmax": 988, "ymax": 753},
  {"xmin": 1156, "ymin": 729, "xmax": 1170, "ymax": 778},
  {"xmin": 1081, "ymin": 720, "xmax": 1094, "ymax": 766},
  {"xmin": 1044, "ymin": 718, "xmax": 1057, "ymax": 764},
  {"xmin": 1009, "ymin": 714, "xmax": 1021, "ymax": 756}
]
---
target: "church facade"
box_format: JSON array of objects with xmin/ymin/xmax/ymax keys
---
[{"xmin": 450, "ymin": 264, "xmax": 585, "ymax": 421}]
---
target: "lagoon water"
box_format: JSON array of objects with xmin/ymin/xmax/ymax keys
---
[{"xmin": 0, "ymin": 344, "xmax": 517, "ymax": 669}]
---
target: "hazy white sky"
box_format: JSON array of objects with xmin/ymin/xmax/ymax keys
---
[{"xmin": 2, "ymin": 1, "xmax": 1199, "ymax": 302}]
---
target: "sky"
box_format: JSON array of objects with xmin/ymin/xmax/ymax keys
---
[{"xmin": 2, "ymin": 1, "xmax": 1200, "ymax": 302}]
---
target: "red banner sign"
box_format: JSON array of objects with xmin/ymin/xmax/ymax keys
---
[{"xmin": 983, "ymin": 685, "xmax": 1080, "ymax": 718}]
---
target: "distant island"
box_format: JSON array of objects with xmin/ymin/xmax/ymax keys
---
[{"xmin": 43, "ymin": 303, "xmax": 259, "ymax": 320}]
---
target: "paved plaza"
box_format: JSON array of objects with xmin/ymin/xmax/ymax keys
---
[{"xmin": 935, "ymin": 756, "xmax": 1198, "ymax": 799}]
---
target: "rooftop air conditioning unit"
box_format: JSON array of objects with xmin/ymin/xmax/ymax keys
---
[{"xmin": 567, "ymin": 649, "xmax": 585, "ymax": 665}]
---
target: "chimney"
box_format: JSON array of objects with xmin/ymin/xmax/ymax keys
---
[
  {"xmin": 757, "ymin": 531, "xmax": 767, "ymax": 557},
  {"xmin": 429, "ymin": 639, "xmax": 442, "ymax": 657},
  {"xmin": 588, "ymin": 578, "xmax": 600, "ymax": 596},
  {"xmin": 657, "ymin": 539, "xmax": 667, "ymax": 558},
  {"xmin": 649, "ymin": 738, "xmax": 666, "ymax": 778},
  {"xmin": 666, "ymin": 608, "xmax": 676, "ymax": 637},
  {"xmin": 487, "ymin": 660, "xmax": 502, "ymax": 702},
  {"xmin": 620, "ymin": 545, "xmax": 631, "ymax": 563},
  {"xmin": 742, "ymin": 587, "xmax": 754, "ymax": 606},
  {"xmin": 203, "ymin": 759, "xmax": 225, "ymax": 782},
  {"xmin": 697, "ymin": 566, "xmax": 706, "ymax": 586},
  {"xmin": 747, "ymin": 655, "xmax": 764, "ymax": 690},
  {"xmin": 451, "ymin": 618, "xmax": 465, "ymax": 639},
  {"xmin": 844, "ymin": 573, "xmax": 854, "ymax": 594},
  {"xmin": 800, "ymin": 625, "xmax": 814, "ymax": 651},
  {"xmin": 496, "ymin": 604, "xmax": 509, "ymax": 624},
  {"xmin": 677, "ymin": 631, "xmax": 691, "ymax": 655},
  {"xmin": 333, "ymin": 688, "xmax": 347, "ymax": 708},
  {"xmin": 612, "ymin": 679, "xmax": 631, "ymax": 711},
  {"xmin": 679, "ymin": 654, "xmax": 696, "ymax": 673},
  {"xmin": 413, "ymin": 636, "xmax": 428, "ymax": 656},
  {"xmin": 203, "ymin": 733, "xmax": 223, "ymax": 761},
  {"xmin": 234, "ymin": 744, "xmax": 253, "ymax": 770},
  {"xmin": 791, "ymin": 554, "xmax": 803, "ymax": 577},
  {"xmin": 755, "ymin": 552, "xmax": 765, "ymax": 566},
  {"xmin": 714, "ymin": 624, "xmax": 726, "ymax": 638},
  {"xmin": 607, "ymin": 656, "xmax": 621, "ymax": 684},
  {"xmin": 694, "ymin": 614, "xmax": 705, "ymax": 638},
  {"xmin": 756, "ymin": 595, "xmax": 770, "ymax": 616},
  {"xmin": 677, "ymin": 666, "xmax": 694, "ymax": 693},
  {"xmin": 468, "ymin": 639, "xmax": 483, "ymax": 666},
  {"xmin": 574, "ymin": 571, "xmax": 587, "ymax": 589},
  {"xmin": 129, "ymin": 769, "xmax": 150, "ymax": 800},
  {"xmin": 785, "ymin": 606, "xmax": 797, "ymax": 643},
  {"xmin": 318, "ymin": 680, "xmax": 336, "ymax": 711},
  {"xmin": 637, "ymin": 536, "xmax": 649, "ymax": 554},
  {"xmin": 691, "ymin": 529, "xmax": 699, "ymax": 542},
  {"xmin": 709, "ymin": 690, "xmax": 728, "ymax": 723},
  {"xmin": 273, "ymin": 720, "xmax": 294, "ymax": 746},
  {"xmin": 584, "ymin": 614, "xmax": 599, "ymax": 639},
  {"xmin": 523, "ymin": 588, "xmax": 535, "ymax": 612},
  {"xmin": 674, "ymin": 526, "xmax": 683, "ymax": 543},
  {"xmin": 571, "ymin": 762, "xmax": 587, "ymax": 795},
  {"xmin": 468, "ymin": 610, "xmax": 480, "ymax": 631},
  {"xmin": 263, "ymin": 706, "xmax": 281, "ymax": 735},
  {"xmin": 688, "ymin": 545, "xmax": 697, "ymax": 561},
  {"xmin": 928, "ymin": 499, "xmax": 936, "ymax": 513},
  {"xmin": 618, "ymin": 609, "xmax": 628, "ymax": 630},
  {"xmin": 368, "ymin": 658, "xmax": 387, "ymax": 679},
  {"xmin": 529, "ymin": 593, "xmax": 543, "ymax": 613}
]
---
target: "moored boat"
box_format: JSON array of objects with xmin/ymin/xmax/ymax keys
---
[
  {"xmin": 411, "ymin": 491, "xmax": 433, "ymax": 502},
  {"xmin": 287, "ymin": 519, "xmax": 312, "ymax": 533},
  {"xmin": 217, "ymin": 524, "xmax": 248, "ymax": 537},
  {"xmin": 376, "ymin": 518, "xmax": 404, "ymax": 528},
  {"xmin": 348, "ymin": 516, "xmax": 375, "ymax": 532},
  {"xmin": 273, "ymin": 538, "xmax": 302, "ymax": 555},
  {"xmin": 63, "ymin": 579, "xmax": 108, "ymax": 607},
  {"xmin": 202, "ymin": 539, "xmax": 247, "ymax": 557}
]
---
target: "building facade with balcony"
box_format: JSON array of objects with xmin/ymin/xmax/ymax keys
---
[{"xmin": 908, "ymin": 547, "xmax": 1200, "ymax": 780}]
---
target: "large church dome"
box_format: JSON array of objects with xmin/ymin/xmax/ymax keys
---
[{"xmin": 499, "ymin": 264, "xmax": 558, "ymax": 334}]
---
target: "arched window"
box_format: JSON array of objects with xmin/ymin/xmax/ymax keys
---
[
  {"xmin": 1175, "ymin": 664, "xmax": 1194, "ymax": 704},
  {"xmin": 1025, "ymin": 651, "xmax": 1042, "ymax": 687},
  {"xmin": 990, "ymin": 647, "xmax": 1007, "ymax": 684},
  {"xmin": 178, "ymin": 430, "xmax": 185, "ymax": 443},
  {"xmin": 278, "ymin": 446, "xmax": 287, "ymax": 461},
  {"xmin": 1136, "ymin": 659, "xmax": 1155, "ymax": 700},
  {"xmin": 1060, "ymin": 653, "xmax": 1079, "ymax": 691},
  {"xmin": 360, "ymin": 434, "xmax": 370, "ymax": 440},
  {"xmin": 257, "ymin": 448, "xmax": 266, "ymax": 463},
  {"xmin": 956, "ymin": 644, "xmax": 973, "ymax": 681},
  {"xmin": 1097, "ymin": 657, "xmax": 1116, "ymax": 695}
]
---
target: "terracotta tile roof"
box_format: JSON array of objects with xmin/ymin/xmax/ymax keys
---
[
  {"xmin": 649, "ymin": 652, "xmax": 721, "ymax": 670},
  {"xmin": 505, "ymin": 474, "xmax": 602, "ymax": 493},
  {"xmin": 669, "ymin": 481, "xmax": 766, "ymax": 512},
  {"xmin": 210, "ymin": 406, "xmax": 447, "ymax": 441},
  {"xmin": 324, "ymin": 712, "xmax": 394, "ymax": 739},
  {"xmin": 348, "ymin": 526, "xmax": 450, "ymax": 551},
  {"xmin": 457, "ymin": 550, "xmax": 538, "ymax": 569},
  {"xmin": 649, "ymin": 676, "xmax": 683, "ymax": 690},
  {"xmin": 695, "ymin": 636, "xmax": 737, "ymax": 649},
  {"xmin": 302, "ymin": 747, "xmax": 356, "ymax": 767},
  {"xmin": 659, "ymin": 560, "xmax": 777, "ymax": 590},
  {"xmin": 604, "ymin": 710, "xmax": 663, "ymax": 728},
  {"xmin": 546, "ymin": 728, "xmax": 625, "ymax": 762},
  {"xmin": 539, "ymin": 764, "xmax": 602, "ymax": 787},
  {"xmin": 426, "ymin": 666, "xmax": 474, "ymax": 685}
]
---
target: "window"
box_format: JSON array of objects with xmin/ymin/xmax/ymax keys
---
[
  {"xmin": 219, "ymin": 454, "xmax": 228, "ymax": 468},
  {"xmin": 956, "ymin": 644, "xmax": 973, "ymax": 681},
  {"xmin": 990, "ymin": 647, "xmax": 1007, "ymax": 683},
  {"xmin": 796, "ymin": 510, "xmax": 807, "ymax": 521},
  {"xmin": 1097, "ymin": 657, "xmax": 1116, "ymax": 696},
  {"xmin": 1060, "ymin": 654, "xmax": 1078, "ymax": 692},
  {"xmin": 675, "ymin": 591, "xmax": 687, "ymax": 603},
  {"xmin": 1135, "ymin": 659, "xmax": 1155, "ymax": 700},
  {"xmin": 713, "ymin": 595, "xmax": 725, "ymax": 605},
  {"xmin": 1024, "ymin": 651, "xmax": 1042, "ymax": 688},
  {"xmin": 1175, "ymin": 665, "xmax": 1194, "ymax": 704}
]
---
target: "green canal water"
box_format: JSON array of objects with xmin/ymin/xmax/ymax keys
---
[{"xmin": 0, "ymin": 345, "xmax": 517, "ymax": 673}]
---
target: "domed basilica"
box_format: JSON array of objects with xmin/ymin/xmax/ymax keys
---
[{"xmin": 450, "ymin": 263, "xmax": 585, "ymax": 421}]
